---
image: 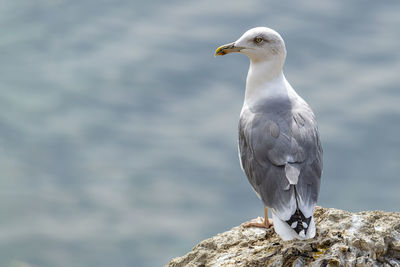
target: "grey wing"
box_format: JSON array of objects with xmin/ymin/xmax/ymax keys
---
[
  {"xmin": 239, "ymin": 103, "xmax": 322, "ymax": 221},
  {"xmin": 291, "ymin": 108, "xmax": 323, "ymax": 218}
]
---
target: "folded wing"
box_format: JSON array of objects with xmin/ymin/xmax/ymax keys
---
[{"xmin": 239, "ymin": 97, "xmax": 322, "ymax": 238}]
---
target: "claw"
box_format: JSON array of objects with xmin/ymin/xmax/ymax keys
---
[
  {"xmin": 242, "ymin": 217, "xmax": 273, "ymax": 229},
  {"xmin": 242, "ymin": 207, "xmax": 274, "ymax": 229}
]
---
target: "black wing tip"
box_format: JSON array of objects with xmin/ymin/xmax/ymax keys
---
[{"xmin": 285, "ymin": 208, "xmax": 312, "ymax": 235}]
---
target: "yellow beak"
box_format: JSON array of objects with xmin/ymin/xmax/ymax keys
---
[{"xmin": 214, "ymin": 42, "xmax": 244, "ymax": 56}]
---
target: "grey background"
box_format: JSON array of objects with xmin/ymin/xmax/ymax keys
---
[{"xmin": 1, "ymin": 1, "xmax": 400, "ymax": 266}]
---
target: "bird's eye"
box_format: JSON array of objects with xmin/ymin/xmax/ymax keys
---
[{"xmin": 254, "ymin": 37, "xmax": 263, "ymax": 44}]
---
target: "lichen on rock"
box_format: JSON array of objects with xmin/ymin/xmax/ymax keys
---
[{"xmin": 166, "ymin": 207, "xmax": 400, "ymax": 266}]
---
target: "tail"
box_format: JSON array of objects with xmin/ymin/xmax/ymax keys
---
[
  {"xmin": 272, "ymin": 187, "xmax": 316, "ymax": 241},
  {"xmin": 272, "ymin": 210, "xmax": 315, "ymax": 241}
]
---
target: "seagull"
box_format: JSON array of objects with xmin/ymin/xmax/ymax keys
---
[{"xmin": 215, "ymin": 27, "xmax": 323, "ymax": 241}]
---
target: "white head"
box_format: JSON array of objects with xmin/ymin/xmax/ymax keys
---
[
  {"xmin": 215, "ymin": 27, "xmax": 286, "ymax": 66},
  {"xmin": 215, "ymin": 27, "xmax": 289, "ymax": 99}
]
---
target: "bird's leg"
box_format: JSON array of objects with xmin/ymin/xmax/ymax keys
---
[{"xmin": 242, "ymin": 207, "xmax": 273, "ymax": 228}]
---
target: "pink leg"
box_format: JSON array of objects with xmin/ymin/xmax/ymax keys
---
[{"xmin": 243, "ymin": 207, "xmax": 274, "ymax": 228}]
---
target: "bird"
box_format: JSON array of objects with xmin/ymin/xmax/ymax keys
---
[{"xmin": 214, "ymin": 27, "xmax": 323, "ymax": 241}]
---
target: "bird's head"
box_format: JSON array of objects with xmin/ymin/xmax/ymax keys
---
[{"xmin": 215, "ymin": 27, "xmax": 286, "ymax": 63}]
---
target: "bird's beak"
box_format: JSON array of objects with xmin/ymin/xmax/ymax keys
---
[{"xmin": 214, "ymin": 42, "xmax": 244, "ymax": 56}]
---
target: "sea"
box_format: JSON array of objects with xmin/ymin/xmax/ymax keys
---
[{"xmin": 1, "ymin": 0, "xmax": 400, "ymax": 266}]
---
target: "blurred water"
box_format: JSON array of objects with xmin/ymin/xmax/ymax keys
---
[{"xmin": 1, "ymin": 0, "xmax": 400, "ymax": 266}]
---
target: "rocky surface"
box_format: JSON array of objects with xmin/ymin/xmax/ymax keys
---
[{"xmin": 166, "ymin": 207, "xmax": 400, "ymax": 266}]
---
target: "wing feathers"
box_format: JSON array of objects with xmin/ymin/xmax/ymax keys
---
[
  {"xmin": 284, "ymin": 163, "xmax": 300, "ymax": 185},
  {"xmin": 239, "ymin": 97, "xmax": 322, "ymax": 239}
]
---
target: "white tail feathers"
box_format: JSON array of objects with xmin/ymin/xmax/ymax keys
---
[{"xmin": 271, "ymin": 210, "xmax": 316, "ymax": 241}]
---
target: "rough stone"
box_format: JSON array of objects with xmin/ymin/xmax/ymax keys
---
[{"xmin": 166, "ymin": 207, "xmax": 400, "ymax": 266}]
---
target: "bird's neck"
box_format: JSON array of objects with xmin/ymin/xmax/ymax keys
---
[{"xmin": 244, "ymin": 59, "xmax": 291, "ymax": 105}]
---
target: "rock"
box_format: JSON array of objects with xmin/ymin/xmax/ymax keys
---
[{"xmin": 166, "ymin": 207, "xmax": 400, "ymax": 266}]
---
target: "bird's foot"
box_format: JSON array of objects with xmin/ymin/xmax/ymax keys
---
[{"xmin": 242, "ymin": 217, "xmax": 274, "ymax": 229}]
